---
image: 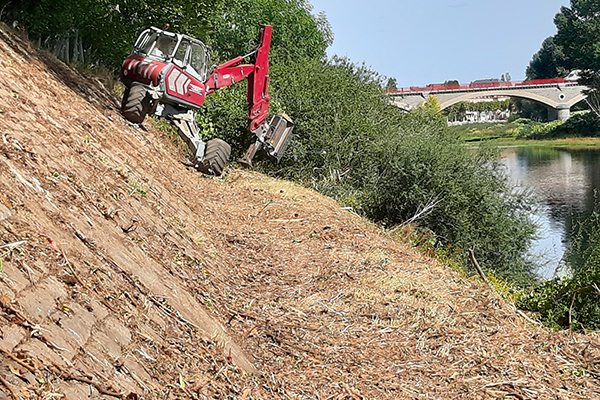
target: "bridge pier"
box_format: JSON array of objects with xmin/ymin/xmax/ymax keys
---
[{"xmin": 548, "ymin": 104, "xmax": 571, "ymax": 121}]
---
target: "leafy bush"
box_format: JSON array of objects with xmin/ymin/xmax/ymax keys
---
[
  {"xmin": 266, "ymin": 54, "xmax": 537, "ymax": 284},
  {"xmin": 517, "ymin": 120, "xmax": 564, "ymax": 139},
  {"xmin": 518, "ymin": 197, "xmax": 600, "ymax": 330},
  {"xmin": 514, "ymin": 112, "xmax": 600, "ymax": 140},
  {"xmin": 549, "ymin": 112, "xmax": 600, "ymax": 138},
  {"xmin": 356, "ymin": 109, "xmax": 536, "ymax": 284}
]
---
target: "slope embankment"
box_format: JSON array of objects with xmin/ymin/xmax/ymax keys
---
[{"xmin": 0, "ymin": 25, "xmax": 598, "ymax": 399}]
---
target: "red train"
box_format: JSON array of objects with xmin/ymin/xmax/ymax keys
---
[{"xmin": 388, "ymin": 76, "xmax": 575, "ymax": 94}]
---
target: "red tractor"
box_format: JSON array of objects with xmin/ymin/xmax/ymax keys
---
[{"xmin": 120, "ymin": 25, "xmax": 294, "ymax": 175}]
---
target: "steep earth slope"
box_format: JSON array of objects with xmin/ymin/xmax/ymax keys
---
[{"xmin": 0, "ymin": 25, "xmax": 598, "ymax": 399}]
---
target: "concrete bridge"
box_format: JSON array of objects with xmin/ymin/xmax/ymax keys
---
[{"xmin": 389, "ymin": 81, "xmax": 587, "ymax": 121}]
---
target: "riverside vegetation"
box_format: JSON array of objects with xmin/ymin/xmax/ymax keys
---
[{"xmin": 4, "ymin": 0, "xmax": 599, "ymax": 330}]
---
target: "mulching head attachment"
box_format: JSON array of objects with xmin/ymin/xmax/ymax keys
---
[{"xmin": 239, "ymin": 113, "xmax": 294, "ymax": 167}]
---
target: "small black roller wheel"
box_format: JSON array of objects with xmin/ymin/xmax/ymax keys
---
[
  {"xmin": 200, "ymin": 139, "xmax": 231, "ymax": 176},
  {"xmin": 121, "ymin": 82, "xmax": 151, "ymax": 124}
]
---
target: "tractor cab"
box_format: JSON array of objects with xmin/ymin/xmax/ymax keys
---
[{"xmin": 132, "ymin": 27, "xmax": 210, "ymax": 82}]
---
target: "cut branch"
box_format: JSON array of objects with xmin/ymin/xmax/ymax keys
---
[{"xmin": 469, "ymin": 249, "xmax": 490, "ymax": 285}]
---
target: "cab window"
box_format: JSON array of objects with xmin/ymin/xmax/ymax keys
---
[
  {"xmin": 188, "ymin": 43, "xmax": 208, "ymax": 81},
  {"xmin": 150, "ymin": 35, "xmax": 177, "ymax": 59},
  {"xmin": 173, "ymin": 40, "xmax": 189, "ymax": 68},
  {"xmin": 135, "ymin": 31, "xmax": 159, "ymax": 55}
]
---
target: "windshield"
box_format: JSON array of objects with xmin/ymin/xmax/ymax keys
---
[
  {"xmin": 131, "ymin": 28, "xmax": 210, "ymax": 81},
  {"xmin": 188, "ymin": 43, "xmax": 208, "ymax": 81},
  {"xmin": 173, "ymin": 40, "xmax": 189, "ymax": 67},
  {"xmin": 149, "ymin": 35, "xmax": 177, "ymax": 59},
  {"xmin": 133, "ymin": 29, "xmax": 178, "ymax": 60}
]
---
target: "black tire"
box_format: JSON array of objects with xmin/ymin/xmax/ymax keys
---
[
  {"xmin": 121, "ymin": 83, "xmax": 151, "ymax": 123},
  {"xmin": 201, "ymin": 139, "xmax": 231, "ymax": 176},
  {"xmin": 120, "ymin": 86, "xmax": 130, "ymax": 111}
]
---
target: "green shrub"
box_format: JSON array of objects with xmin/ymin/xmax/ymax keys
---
[
  {"xmin": 549, "ymin": 112, "xmax": 600, "ymax": 138},
  {"xmin": 517, "ymin": 120, "xmax": 564, "ymax": 139},
  {"xmin": 356, "ymin": 109, "xmax": 536, "ymax": 284},
  {"xmin": 518, "ymin": 196, "xmax": 600, "ymax": 330}
]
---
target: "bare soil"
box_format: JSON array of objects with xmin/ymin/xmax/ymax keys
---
[{"xmin": 0, "ymin": 25, "xmax": 598, "ymax": 399}]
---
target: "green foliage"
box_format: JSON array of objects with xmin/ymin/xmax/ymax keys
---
[
  {"xmin": 516, "ymin": 120, "xmax": 565, "ymax": 139},
  {"xmin": 448, "ymin": 122, "xmax": 523, "ymax": 142},
  {"xmin": 511, "ymin": 98, "xmax": 549, "ymax": 121},
  {"xmin": 206, "ymin": 0, "xmax": 331, "ymax": 63},
  {"xmin": 268, "ymin": 52, "xmax": 537, "ymax": 283},
  {"xmin": 356, "ymin": 110, "xmax": 536, "ymax": 284},
  {"xmin": 519, "ymin": 195, "xmax": 600, "ymax": 330},
  {"xmin": 553, "ymin": 1, "xmax": 600, "ymax": 118},
  {"xmin": 554, "ymin": 1, "xmax": 600, "ymax": 74},
  {"xmin": 526, "ymin": 35, "xmax": 570, "ymax": 80},
  {"xmin": 516, "ymin": 112, "xmax": 600, "ymax": 140},
  {"xmin": 2, "ymin": 0, "xmax": 219, "ymax": 67},
  {"xmin": 385, "ymin": 77, "xmax": 397, "ymax": 91},
  {"xmin": 551, "ymin": 111, "xmax": 600, "ymax": 137}
]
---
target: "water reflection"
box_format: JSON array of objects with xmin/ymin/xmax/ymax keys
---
[{"xmin": 500, "ymin": 147, "xmax": 600, "ymax": 279}]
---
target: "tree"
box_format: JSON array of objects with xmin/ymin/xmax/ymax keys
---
[
  {"xmin": 385, "ymin": 77, "xmax": 397, "ymax": 91},
  {"xmin": 554, "ymin": 1, "xmax": 600, "ymax": 117},
  {"xmin": 207, "ymin": 0, "xmax": 332, "ymax": 63},
  {"xmin": 0, "ymin": 0, "xmax": 220, "ymax": 67},
  {"xmin": 501, "ymin": 72, "xmax": 511, "ymax": 82},
  {"xmin": 526, "ymin": 36, "xmax": 570, "ymax": 80},
  {"xmin": 554, "ymin": 1, "xmax": 600, "ymax": 73}
]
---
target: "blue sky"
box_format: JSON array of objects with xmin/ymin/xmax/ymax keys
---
[{"xmin": 309, "ymin": 0, "xmax": 570, "ymax": 88}]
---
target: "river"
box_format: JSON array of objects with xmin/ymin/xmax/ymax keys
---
[{"xmin": 500, "ymin": 146, "xmax": 600, "ymax": 279}]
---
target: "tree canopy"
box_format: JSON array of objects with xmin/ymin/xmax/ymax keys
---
[
  {"xmin": 526, "ymin": 36, "xmax": 570, "ymax": 80},
  {"xmin": 554, "ymin": 1, "xmax": 600, "ymax": 72}
]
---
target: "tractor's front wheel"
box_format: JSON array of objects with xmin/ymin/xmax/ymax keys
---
[
  {"xmin": 121, "ymin": 83, "xmax": 152, "ymax": 124},
  {"xmin": 199, "ymin": 139, "xmax": 231, "ymax": 176}
]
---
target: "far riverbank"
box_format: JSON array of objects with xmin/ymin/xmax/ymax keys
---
[{"xmin": 449, "ymin": 117, "xmax": 600, "ymax": 147}]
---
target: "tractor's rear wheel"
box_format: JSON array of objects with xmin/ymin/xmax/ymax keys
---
[
  {"xmin": 121, "ymin": 83, "xmax": 151, "ymax": 124},
  {"xmin": 200, "ymin": 139, "xmax": 231, "ymax": 176}
]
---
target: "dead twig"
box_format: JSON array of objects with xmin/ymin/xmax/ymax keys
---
[
  {"xmin": 468, "ymin": 249, "xmax": 490, "ymax": 285},
  {"xmin": 569, "ymin": 286, "xmax": 590, "ymax": 327},
  {"xmin": 61, "ymin": 250, "xmax": 85, "ymax": 286},
  {"xmin": 515, "ymin": 309, "xmax": 543, "ymax": 327},
  {"xmin": 478, "ymin": 380, "xmax": 528, "ymax": 391},
  {"xmin": 0, "ymin": 374, "xmax": 17, "ymax": 400},
  {"xmin": 0, "ymin": 347, "xmax": 38, "ymax": 373},
  {"xmin": 255, "ymin": 198, "xmax": 274, "ymax": 217},
  {"xmin": 51, "ymin": 364, "xmax": 125, "ymax": 399},
  {"xmin": 0, "ymin": 240, "xmax": 27, "ymax": 250},
  {"xmin": 0, "ymin": 298, "xmax": 35, "ymax": 328}
]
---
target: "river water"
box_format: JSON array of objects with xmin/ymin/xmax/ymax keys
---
[{"xmin": 500, "ymin": 146, "xmax": 600, "ymax": 279}]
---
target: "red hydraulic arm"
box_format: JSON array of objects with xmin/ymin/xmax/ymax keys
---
[{"xmin": 204, "ymin": 25, "xmax": 272, "ymax": 133}]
